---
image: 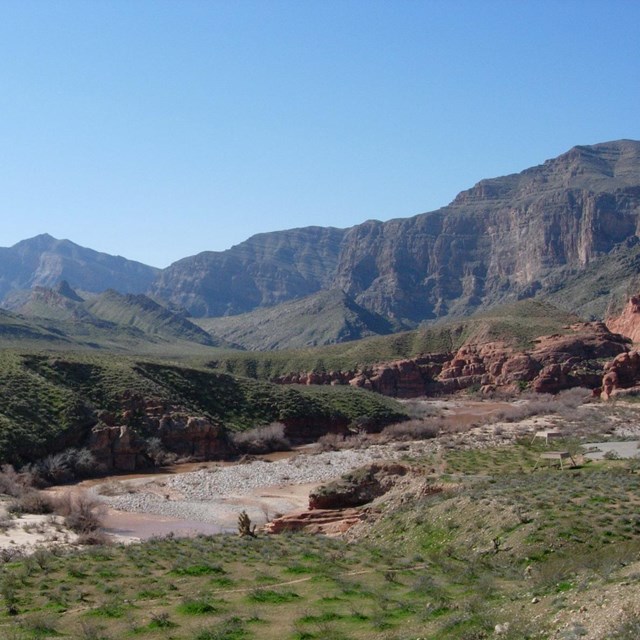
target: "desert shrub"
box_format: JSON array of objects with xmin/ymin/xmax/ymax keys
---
[
  {"xmin": 480, "ymin": 388, "xmax": 590, "ymax": 427},
  {"xmin": 401, "ymin": 400, "xmax": 443, "ymax": 419},
  {"xmin": 76, "ymin": 620, "xmax": 112, "ymax": 640},
  {"xmin": 232, "ymin": 422, "xmax": 290, "ymax": 455},
  {"xmin": 75, "ymin": 530, "xmax": 111, "ymax": 546},
  {"xmin": 381, "ymin": 419, "xmax": 440, "ymax": 441},
  {"xmin": 53, "ymin": 490, "xmax": 106, "ymax": 534},
  {"xmin": 25, "ymin": 448, "xmax": 99, "ymax": 486},
  {"xmin": 609, "ymin": 615, "xmax": 640, "ymax": 639},
  {"xmin": 145, "ymin": 437, "xmax": 178, "ymax": 467},
  {"xmin": 7, "ymin": 491, "xmax": 54, "ymax": 515},
  {"xmin": 0, "ymin": 464, "xmax": 33, "ymax": 497},
  {"xmin": 177, "ymin": 596, "xmax": 219, "ymax": 615},
  {"xmin": 19, "ymin": 612, "xmax": 59, "ymax": 638},
  {"xmin": 314, "ymin": 433, "xmax": 360, "ymax": 453},
  {"xmin": 195, "ymin": 617, "xmax": 247, "ymax": 640}
]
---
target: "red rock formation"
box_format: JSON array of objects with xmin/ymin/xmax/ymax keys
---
[
  {"xmin": 273, "ymin": 322, "xmax": 629, "ymax": 397},
  {"xmin": 607, "ymin": 296, "xmax": 640, "ymax": 344},
  {"xmin": 86, "ymin": 393, "xmax": 232, "ymax": 471},
  {"xmin": 263, "ymin": 508, "xmax": 367, "ymax": 536},
  {"xmin": 159, "ymin": 415, "xmax": 230, "ymax": 460},
  {"xmin": 601, "ymin": 350, "xmax": 640, "ymax": 399},
  {"xmin": 88, "ymin": 425, "xmax": 148, "ymax": 472}
]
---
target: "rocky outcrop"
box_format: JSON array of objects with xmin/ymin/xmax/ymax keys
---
[
  {"xmin": 601, "ymin": 350, "xmax": 640, "ymax": 399},
  {"xmin": 606, "ymin": 295, "xmax": 640, "ymax": 344},
  {"xmin": 275, "ymin": 356, "xmax": 449, "ymax": 398},
  {"xmin": 88, "ymin": 425, "xmax": 149, "ymax": 472},
  {"xmin": 308, "ymin": 463, "xmax": 409, "ymax": 510},
  {"xmin": 265, "ymin": 463, "xmax": 443, "ymax": 535},
  {"xmin": 263, "ymin": 508, "xmax": 367, "ymax": 536},
  {"xmin": 274, "ymin": 322, "xmax": 630, "ymax": 397},
  {"xmin": 87, "ymin": 394, "xmax": 232, "ymax": 472},
  {"xmin": 159, "ymin": 415, "xmax": 230, "ymax": 460}
]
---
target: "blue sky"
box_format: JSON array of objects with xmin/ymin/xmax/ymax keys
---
[{"xmin": 1, "ymin": 0, "xmax": 639, "ymax": 267}]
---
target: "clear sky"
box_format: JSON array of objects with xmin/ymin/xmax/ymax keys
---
[{"xmin": 1, "ymin": 0, "xmax": 639, "ymax": 267}]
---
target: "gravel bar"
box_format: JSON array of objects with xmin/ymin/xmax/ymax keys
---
[{"xmin": 101, "ymin": 444, "xmax": 409, "ymax": 521}]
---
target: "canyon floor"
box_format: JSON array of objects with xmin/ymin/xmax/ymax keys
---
[{"xmin": 2, "ymin": 394, "xmax": 638, "ymax": 551}]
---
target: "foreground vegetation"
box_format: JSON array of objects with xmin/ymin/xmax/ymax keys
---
[{"xmin": 0, "ymin": 413, "xmax": 638, "ymax": 639}]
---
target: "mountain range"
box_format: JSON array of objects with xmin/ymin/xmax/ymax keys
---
[{"xmin": 2, "ymin": 139, "xmax": 640, "ymax": 349}]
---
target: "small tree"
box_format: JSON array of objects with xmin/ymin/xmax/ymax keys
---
[{"xmin": 237, "ymin": 510, "xmax": 256, "ymax": 537}]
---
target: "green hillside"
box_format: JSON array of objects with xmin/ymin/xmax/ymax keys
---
[
  {"xmin": 210, "ymin": 300, "xmax": 580, "ymax": 380},
  {"xmin": 1, "ymin": 285, "xmax": 229, "ymax": 356},
  {"xmin": 85, "ymin": 289, "xmax": 220, "ymax": 346},
  {"xmin": 0, "ymin": 351, "xmax": 406, "ymax": 466}
]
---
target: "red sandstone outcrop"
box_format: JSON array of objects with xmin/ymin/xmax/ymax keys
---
[
  {"xmin": 273, "ymin": 322, "xmax": 629, "ymax": 397},
  {"xmin": 159, "ymin": 415, "xmax": 229, "ymax": 460},
  {"xmin": 606, "ymin": 296, "xmax": 640, "ymax": 344},
  {"xmin": 601, "ymin": 350, "xmax": 640, "ymax": 399},
  {"xmin": 263, "ymin": 508, "xmax": 367, "ymax": 536},
  {"xmin": 88, "ymin": 425, "xmax": 148, "ymax": 472}
]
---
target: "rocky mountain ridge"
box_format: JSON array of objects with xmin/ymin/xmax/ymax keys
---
[
  {"xmin": 2, "ymin": 140, "xmax": 640, "ymax": 341},
  {"xmin": 0, "ymin": 233, "xmax": 159, "ymax": 301}
]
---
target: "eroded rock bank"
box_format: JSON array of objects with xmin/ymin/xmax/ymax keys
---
[
  {"xmin": 263, "ymin": 461, "xmax": 445, "ymax": 536},
  {"xmin": 273, "ymin": 322, "xmax": 630, "ymax": 397}
]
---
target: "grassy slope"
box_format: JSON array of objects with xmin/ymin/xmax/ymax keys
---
[
  {"xmin": 4, "ymin": 286, "xmax": 229, "ymax": 355},
  {"xmin": 210, "ymin": 300, "xmax": 580, "ymax": 379},
  {"xmin": 1, "ymin": 440, "xmax": 638, "ymax": 639},
  {"xmin": 0, "ymin": 350, "xmax": 406, "ymax": 466},
  {"xmin": 84, "ymin": 290, "xmax": 220, "ymax": 346}
]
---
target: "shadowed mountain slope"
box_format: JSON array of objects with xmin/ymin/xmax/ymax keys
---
[{"xmin": 195, "ymin": 289, "xmax": 396, "ymax": 350}]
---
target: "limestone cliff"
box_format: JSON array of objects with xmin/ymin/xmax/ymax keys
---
[{"xmin": 154, "ymin": 140, "xmax": 640, "ymax": 325}]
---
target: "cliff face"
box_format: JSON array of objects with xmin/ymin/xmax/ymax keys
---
[
  {"xmin": 333, "ymin": 141, "xmax": 640, "ymax": 323},
  {"xmin": 150, "ymin": 226, "xmax": 346, "ymax": 317},
  {"xmin": 606, "ymin": 295, "xmax": 640, "ymax": 344},
  {"xmin": 153, "ymin": 139, "xmax": 640, "ymax": 323}
]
